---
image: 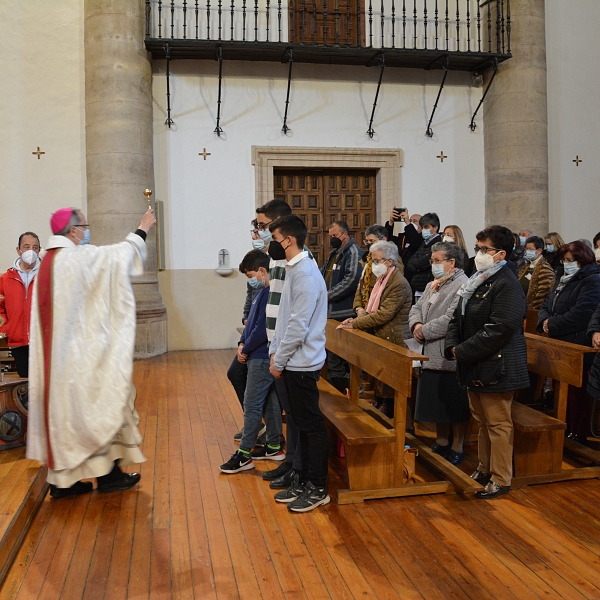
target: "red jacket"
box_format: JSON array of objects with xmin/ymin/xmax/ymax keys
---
[{"xmin": 0, "ymin": 268, "xmax": 36, "ymax": 347}]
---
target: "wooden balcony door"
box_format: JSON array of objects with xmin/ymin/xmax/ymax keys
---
[
  {"xmin": 274, "ymin": 168, "xmax": 377, "ymax": 266},
  {"xmin": 288, "ymin": 0, "xmax": 366, "ymax": 46}
]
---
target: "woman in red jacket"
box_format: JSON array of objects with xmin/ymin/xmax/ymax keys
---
[{"xmin": 0, "ymin": 232, "xmax": 41, "ymax": 377}]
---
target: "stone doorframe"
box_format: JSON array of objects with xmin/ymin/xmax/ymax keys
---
[{"xmin": 251, "ymin": 146, "xmax": 403, "ymax": 225}]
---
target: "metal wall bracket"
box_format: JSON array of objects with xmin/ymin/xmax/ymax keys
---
[
  {"xmin": 165, "ymin": 43, "xmax": 174, "ymax": 128},
  {"xmin": 425, "ymin": 56, "xmax": 450, "ymax": 138},
  {"xmin": 281, "ymin": 48, "xmax": 293, "ymax": 134},
  {"xmin": 469, "ymin": 57, "xmax": 499, "ymax": 131},
  {"xmin": 366, "ymin": 52, "xmax": 385, "ymax": 138},
  {"xmin": 214, "ymin": 45, "xmax": 224, "ymax": 136}
]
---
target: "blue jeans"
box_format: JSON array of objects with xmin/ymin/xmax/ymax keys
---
[{"xmin": 240, "ymin": 359, "xmax": 282, "ymax": 452}]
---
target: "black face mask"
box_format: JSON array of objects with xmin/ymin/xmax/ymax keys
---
[
  {"xmin": 268, "ymin": 240, "xmax": 287, "ymax": 261},
  {"xmin": 330, "ymin": 237, "xmax": 343, "ymax": 249}
]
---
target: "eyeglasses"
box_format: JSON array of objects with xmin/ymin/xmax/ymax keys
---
[
  {"xmin": 250, "ymin": 229, "xmax": 259, "ymax": 236},
  {"xmin": 372, "ymin": 258, "xmax": 389, "ymax": 265},
  {"xmin": 257, "ymin": 220, "xmax": 272, "ymax": 231},
  {"xmin": 430, "ymin": 258, "xmax": 450, "ymax": 265},
  {"xmin": 76, "ymin": 224, "xmax": 90, "ymax": 229},
  {"xmin": 474, "ymin": 246, "xmax": 500, "ymax": 255}
]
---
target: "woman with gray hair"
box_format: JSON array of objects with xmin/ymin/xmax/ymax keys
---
[
  {"xmin": 409, "ymin": 241, "xmax": 470, "ymax": 464},
  {"xmin": 340, "ymin": 241, "xmax": 412, "ymax": 416}
]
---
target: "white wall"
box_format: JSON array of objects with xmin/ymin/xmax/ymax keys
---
[
  {"xmin": 546, "ymin": 0, "xmax": 600, "ymax": 244},
  {"xmin": 152, "ymin": 59, "xmax": 486, "ymax": 349},
  {"xmin": 153, "ymin": 60, "xmax": 486, "ymax": 273},
  {"xmin": 0, "ymin": 0, "xmax": 86, "ymax": 263}
]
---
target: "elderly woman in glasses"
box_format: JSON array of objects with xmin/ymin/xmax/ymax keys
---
[
  {"xmin": 409, "ymin": 242, "xmax": 470, "ymax": 465},
  {"xmin": 339, "ymin": 241, "xmax": 412, "ymax": 416}
]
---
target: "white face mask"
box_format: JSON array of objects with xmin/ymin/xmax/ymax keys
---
[
  {"xmin": 474, "ymin": 251, "xmax": 497, "ymax": 272},
  {"xmin": 20, "ymin": 249, "xmax": 38, "ymax": 265},
  {"xmin": 595, "ymin": 248, "xmax": 600, "ymax": 261},
  {"xmin": 442, "ymin": 235, "xmax": 454, "ymax": 243},
  {"xmin": 372, "ymin": 263, "xmax": 389, "ymax": 278}
]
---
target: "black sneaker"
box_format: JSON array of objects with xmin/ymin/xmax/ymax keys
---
[
  {"xmin": 270, "ymin": 467, "xmax": 296, "ymax": 489},
  {"xmin": 219, "ymin": 451, "xmax": 254, "ymax": 474},
  {"xmin": 50, "ymin": 481, "xmax": 93, "ymax": 499},
  {"xmin": 262, "ymin": 461, "xmax": 293, "ymax": 481},
  {"xmin": 288, "ymin": 482, "xmax": 330, "ymax": 512},
  {"xmin": 274, "ymin": 473, "xmax": 305, "ymax": 503},
  {"xmin": 233, "ymin": 429, "xmax": 243, "ymax": 442},
  {"xmin": 251, "ymin": 445, "xmax": 286, "ymax": 461}
]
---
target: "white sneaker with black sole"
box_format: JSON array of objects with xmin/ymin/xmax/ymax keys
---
[
  {"xmin": 219, "ymin": 450, "xmax": 254, "ymax": 474},
  {"xmin": 287, "ymin": 482, "xmax": 330, "ymax": 512}
]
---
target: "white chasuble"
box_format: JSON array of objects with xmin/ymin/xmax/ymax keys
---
[{"xmin": 27, "ymin": 233, "xmax": 147, "ymax": 486}]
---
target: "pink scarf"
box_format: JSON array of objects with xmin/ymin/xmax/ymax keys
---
[{"xmin": 366, "ymin": 267, "xmax": 395, "ymax": 313}]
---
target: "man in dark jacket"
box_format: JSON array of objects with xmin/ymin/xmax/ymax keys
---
[
  {"xmin": 445, "ymin": 225, "xmax": 529, "ymax": 499},
  {"xmin": 405, "ymin": 212, "xmax": 442, "ymax": 301},
  {"xmin": 587, "ymin": 304, "xmax": 600, "ymax": 417},
  {"xmin": 320, "ymin": 221, "xmax": 364, "ymax": 391}
]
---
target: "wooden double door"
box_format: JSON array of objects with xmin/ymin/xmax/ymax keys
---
[{"xmin": 274, "ymin": 169, "xmax": 377, "ymax": 266}]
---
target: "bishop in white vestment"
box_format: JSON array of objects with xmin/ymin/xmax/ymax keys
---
[{"xmin": 27, "ymin": 207, "xmax": 156, "ymax": 498}]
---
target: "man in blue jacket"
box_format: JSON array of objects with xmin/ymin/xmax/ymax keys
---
[
  {"xmin": 220, "ymin": 250, "xmax": 283, "ymax": 474},
  {"xmin": 320, "ymin": 221, "xmax": 364, "ymax": 392}
]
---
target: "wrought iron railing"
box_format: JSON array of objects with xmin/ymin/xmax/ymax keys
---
[{"xmin": 145, "ymin": 0, "xmax": 510, "ymax": 56}]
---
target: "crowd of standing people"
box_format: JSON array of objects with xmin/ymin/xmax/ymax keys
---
[{"xmin": 2, "ymin": 202, "xmax": 600, "ymax": 509}]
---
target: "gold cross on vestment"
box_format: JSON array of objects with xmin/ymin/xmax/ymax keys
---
[
  {"xmin": 437, "ymin": 152, "xmax": 447, "ymax": 163},
  {"xmin": 199, "ymin": 148, "xmax": 211, "ymax": 160},
  {"xmin": 573, "ymin": 155, "xmax": 582, "ymax": 166},
  {"xmin": 32, "ymin": 147, "xmax": 45, "ymax": 159}
]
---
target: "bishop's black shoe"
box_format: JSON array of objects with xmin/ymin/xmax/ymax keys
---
[
  {"xmin": 98, "ymin": 472, "xmax": 141, "ymax": 493},
  {"xmin": 49, "ymin": 481, "xmax": 93, "ymax": 499}
]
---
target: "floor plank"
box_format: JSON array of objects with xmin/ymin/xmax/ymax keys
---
[{"xmin": 2, "ymin": 350, "xmax": 600, "ymax": 599}]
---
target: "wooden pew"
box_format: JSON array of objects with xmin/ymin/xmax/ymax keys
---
[
  {"xmin": 511, "ymin": 333, "xmax": 600, "ymax": 486},
  {"xmin": 322, "ymin": 320, "xmax": 482, "ymax": 503},
  {"xmin": 524, "ymin": 309, "xmax": 540, "ymax": 335}
]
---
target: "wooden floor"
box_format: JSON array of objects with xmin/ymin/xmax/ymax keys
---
[{"xmin": 3, "ymin": 350, "xmax": 600, "ymax": 599}]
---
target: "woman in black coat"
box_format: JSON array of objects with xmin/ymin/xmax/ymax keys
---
[
  {"xmin": 446, "ymin": 226, "xmax": 529, "ymax": 499},
  {"xmin": 538, "ymin": 241, "xmax": 600, "ymax": 440}
]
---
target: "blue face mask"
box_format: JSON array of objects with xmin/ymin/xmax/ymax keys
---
[
  {"xmin": 431, "ymin": 263, "xmax": 446, "ymax": 279},
  {"xmin": 524, "ymin": 249, "xmax": 537, "ymax": 262},
  {"xmin": 258, "ymin": 229, "xmax": 272, "ymax": 244},
  {"xmin": 519, "ymin": 236, "xmax": 527, "ymax": 246},
  {"xmin": 421, "ymin": 228, "xmax": 432, "ymax": 240},
  {"xmin": 78, "ymin": 228, "xmax": 90, "ymax": 245},
  {"xmin": 252, "ymin": 238, "xmax": 266, "ymax": 251},
  {"xmin": 247, "ymin": 276, "xmax": 265, "ymax": 289},
  {"xmin": 546, "ymin": 244, "xmax": 555, "ymax": 254},
  {"xmin": 563, "ymin": 261, "xmax": 579, "ymax": 276}
]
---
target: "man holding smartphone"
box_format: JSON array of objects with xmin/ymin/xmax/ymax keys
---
[{"xmin": 385, "ymin": 207, "xmax": 423, "ymax": 270}]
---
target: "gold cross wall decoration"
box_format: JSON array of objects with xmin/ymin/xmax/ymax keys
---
[
  {"xmin": 437, "ymin": 152, "xmax": 447, "ymax": 163},
  {"xmin": 199, "ymin": 148, "xmax": 211, "ymax": 160},
  {"xmin": 32, "ymin": 147, "xmax": 45, "ymax": 159},
  {"xmin": 573, "ymin": 156, "xmax": 582, "ymax": 166}
]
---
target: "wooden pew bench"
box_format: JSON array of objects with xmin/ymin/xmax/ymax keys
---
[
  {"xmin": 510, "ymin": 333, "xmax": 600, "ymax": 485},
  {"xmin": 321, "ymin": 320, "xmax": 482, "ymax": 503}
]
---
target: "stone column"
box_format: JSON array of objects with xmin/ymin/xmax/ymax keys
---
[
  {"xmin": 483, "ymin": 0, "xmax": 548, "ymax": 236},
  {"xmin": 84, "ymin": 0, "xmax": 167, "ymax": 358}
]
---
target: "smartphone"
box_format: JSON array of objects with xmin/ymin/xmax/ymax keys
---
[{"xmin": 393, "ymin": 207, "xmax": 406, "ymax": 222}]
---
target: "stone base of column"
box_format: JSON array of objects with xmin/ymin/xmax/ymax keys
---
[{"xmin": 133, "ymin": 280, "xmax": 167, "ymax": 359}]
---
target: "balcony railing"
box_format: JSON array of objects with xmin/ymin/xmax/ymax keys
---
[{"xmin": 145, "ymin": 0, "xmax": 511, "ymax": 71}]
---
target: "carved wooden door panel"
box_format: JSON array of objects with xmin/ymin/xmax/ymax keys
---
[
  {"xmin": 273, "ymin": 168, "xmax": 376, "ymax": 266},
  {"xmin": 274, "ymin": 170, "xmax": 325, "ymax": 265}
]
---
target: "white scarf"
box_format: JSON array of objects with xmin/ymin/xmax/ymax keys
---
[{"xmin": 457, "ymin": 260, "xmax": 506, "ymax": 315}]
